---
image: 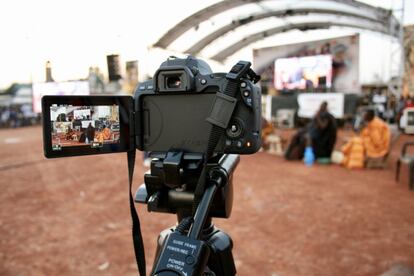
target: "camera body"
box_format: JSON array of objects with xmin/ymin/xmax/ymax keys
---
[
  {"xmin": 42, "ymin": 56, "xmax": 261, "ymax": 157},
  {"xmin": 41, "ymin": 57, "xmax": 261, "ymax": 275},
  {"xmin": 134, "ymin": 56, "xmax": 261, "ymax": 155}
]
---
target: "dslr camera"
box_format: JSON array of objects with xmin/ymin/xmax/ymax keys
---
[
  {"xmin": 42, "ymin": 56, "xmax": 261, "ymax": 157},
  {"xmin": 42, "ymin": 56, "xmax": 261, "ymax": 276}
]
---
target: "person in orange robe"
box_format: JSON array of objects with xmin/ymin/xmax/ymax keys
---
[
  {"xmin": 96, "ymin": 132, "xmax": 104, "ymax": 143},
  {"xmin": 102, "ymin": 125, "xmax": 112, "ymax": 140},
  {"xmin": 341, "ymin": 109, "xmax": 390, "ymax": 169},
  {"xmin": 261, "ymin": 117, "xmax": 274, "ymax": 150},
  {"xmin": 360, "ymin": 109, "xmax": 390, "ymax": 159},
  {"xmin": 341, "ymin": 136, "xmax": 364, "ymax": 169}
]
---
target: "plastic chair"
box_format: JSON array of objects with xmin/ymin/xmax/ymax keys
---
[{"xmin": 395, "ymin": 141, "xmax": 414, "ymax": 190}]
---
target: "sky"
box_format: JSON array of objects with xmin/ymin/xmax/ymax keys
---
[{"xmin": 0, "ymin": 0, "xmax": 413, "ymax": 89}]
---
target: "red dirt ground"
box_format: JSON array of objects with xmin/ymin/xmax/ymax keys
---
[{"xmin": 0, "ymin": 126, "xmax": 413, "ymax": 276}]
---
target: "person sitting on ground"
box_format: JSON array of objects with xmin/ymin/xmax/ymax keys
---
[
  {"xmin": 341, "ymin": 131, "xmax": 364, "ymax": 169},
  {"xmin": 341, "ymin": 109, "xmax": 390, "ymax": 168},
  {"xmin": 65, "ymin": 127, "xmax": 75, "ymax": 141},
  {"xmin": 101, "ymin": 125, "xmax": 112, "ymax": 140},
  {"xmin": 360, "ymin": 109, "xmax": 391, "ymax": 160},
  {"xmin": 285, "ymin": 101, "xmax": 337, "ymax": 160},
  {"xmin": 261, "ymin": 117, "xmax": 275, "ymax": 151},
  {"xmin": 308, "ymin": 101, "xmax": 337, "ymax": 159},
  {"xmin": 95, "ymin": 131, "xmax": 104, "ymax": 143},
  {"xmin": 86, "ymin": 123, "xmax": 95, "ymax": 144}
]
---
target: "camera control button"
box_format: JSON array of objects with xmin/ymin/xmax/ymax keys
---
[
  {"xmin": 240, "ymin": 82, "xmax": 247, "ymax": 88},
  {"xmin": 200, "ymin": 79, "xmax": 207, "ymax": 85},
  {"xmin": 139, "ymin": 85, "xmax": 146, "ymax": 90},
  {"xmin": 147, "ymin": 84, "xmax": 154, "ymax": 90},
  {"xmin": 225, "ymin": 139, "xmax": 232, "ymax": 147},
  {"xmin": 226, "ymin": 119, "xmax": 244, "ymax": 138},
  {"xmin": 185, "ymin": 255, "xmax": 195, "ymax": 265},
  {"xmin": 236, "ymin": 140, "xmax": 243, "ymax": 148},
  {"xmin": 243, "ymin": 90, "xmax": 250, "ymax": 97}
]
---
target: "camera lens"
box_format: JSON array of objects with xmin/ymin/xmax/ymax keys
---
[{"xmin": 166, "ymin": 76, "xmax": 182, "ymax": 89}]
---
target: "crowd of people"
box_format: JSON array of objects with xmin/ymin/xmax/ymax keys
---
[
  {"xmin": 0, "ymin": 105, "xmax": 40, "ymax": 128},
  {"xmin": 364, "ymin": 90, "xmax": 414, "ymax": 129},
  {"xmin": 262, "ymin": 101, "xmax": 393, "ymax": 170},
  {"xmin": 53, "ymin": 118, "xmax": 118, "ymax": 148}
]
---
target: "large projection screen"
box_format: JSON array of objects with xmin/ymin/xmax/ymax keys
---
[
  {"xmin": 254, "ymin": 34, "xmax": 359, "ymax": 94},
  {"xmin": 274, "ymin": 55, "xmax": 332, "ymax": 90}
]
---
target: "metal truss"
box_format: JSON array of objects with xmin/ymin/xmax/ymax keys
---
[
  {"xmin": 153, "ymin": 0, "xmax": 398, "ymax": 51},
  {"xmin": 185, "ymin": 8, "xmax": 398, "ymax": 56}
]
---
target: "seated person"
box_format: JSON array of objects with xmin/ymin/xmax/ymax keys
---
[
  {"xmin": 309, "ymin": 102, "xmax": 337, "ymax": 159},
  {"xmin": 95, "ymin": 132, "xmax": 104, "ymax": 143},
  {"xmin": 285, "ymin": 102, "xmax": 337, "ymax": 160},
  {"xmin": 361, "ymin": 109, "xmax": 390, "ymax": 159},
  {"xmin": 261, "ymin": 117, "xmax": 274, "ymax": 150},
  {"xmin": 65, "ymin": 127, "xmax": 75, "ymax": 141},
  {"xmin": 86, "ymin": 123, "xmax": 95, "ymax": 143},
  {"xmin": 78, "ymin": 132, "xmax": 86, "ymax": 143},
  {"xmin": 101, "ymin": 125, "xmax": 112, "ymax": 140},
  {"xmin": 341, "ymin": 109, "xmax": 390, "ymax": 168},
  {"xmin": 341, "ymin": 134, "xmax": 364, "ymax": 169}
]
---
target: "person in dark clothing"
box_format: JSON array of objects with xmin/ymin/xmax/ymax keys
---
[
  {"xmin": 85, "ymin": 123, "xmax": 95, "ymax": 143},
  {"xmin": 309, "ymin": 101, "xmax": 337, "ymax": 158},
  {"xmin": 284, "ymin": 128, "xmax": 308, "ymax": 160},
  {"xmin": 285, "ymin": 101, "xmax": 337, "ymax": 160}
]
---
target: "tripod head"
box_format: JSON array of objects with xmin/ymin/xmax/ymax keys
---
[
  {"xmin": 135, "ymin": 152, "xmax": 239, "ymax": 221},
  {"xmin": 135, "ymin": 152, "xmax": 239, "ymax": 276}
]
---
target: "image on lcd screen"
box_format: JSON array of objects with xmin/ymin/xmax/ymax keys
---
[{"xmin": 50, "ymin": 104, "xmax": 120, "ymax": 151}]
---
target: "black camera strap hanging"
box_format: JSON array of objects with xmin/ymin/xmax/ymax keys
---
[
  {"xmin": 192, "ymin": 61, "xmax": 260, "ymax": 214},
  {"xmin": 127, "ymin": 150, "xmax": 146, "ymax": 276}
]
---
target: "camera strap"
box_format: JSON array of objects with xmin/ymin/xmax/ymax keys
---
[
  {"xmin": 127, "ymin": 150, "xmax": 146, "ymax": 276},
  {"xmin": 193, "ymin": 61, "xmax": 258, "ymax": 214}
]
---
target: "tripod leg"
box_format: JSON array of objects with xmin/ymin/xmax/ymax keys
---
[
  {"xmin": 151, "ymin": 227, "xmax": 174, "ymax": 275},
  {"xmin": 205, "ymin": 227, "xmax": 236, "ymax": 276}
]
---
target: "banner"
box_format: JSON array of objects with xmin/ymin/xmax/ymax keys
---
[
  {"xmin": 297, "ymin": 93, "xmax": 344, "ymax": 118},
  {"xmin": 261, "ymin": 95, "xmax": 273, "ymax": 121},
  {"xmin": 32, "ymin": 81, "xmax": 90, "ymax": 113}
]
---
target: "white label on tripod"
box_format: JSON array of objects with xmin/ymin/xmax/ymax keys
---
[
  {"xmin": 166, "ymin": 245, "xmax": 189, "ymax": 255},
  {"xmin": 184, "ymin": 242, "xmax": 197, "ymax": 250},
  {"xmin": 167, "ymin": 258, "xmax": 184, "ymax": 271},
  {"xmin": 173, "ymin": 239, "xmax": 184, "ymax": 246}
]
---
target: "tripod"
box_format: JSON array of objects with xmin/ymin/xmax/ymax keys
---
[{"xmin": 135, "ymin": 152, "xmax": 239, "ymax": 275}]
